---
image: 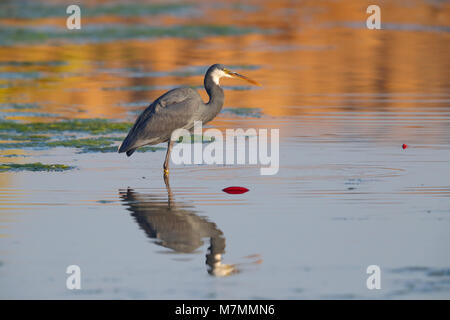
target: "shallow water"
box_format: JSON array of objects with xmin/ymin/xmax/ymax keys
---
[{"xmin": 0, "ymin": 0, "xmax": 450, "ymax": 299}]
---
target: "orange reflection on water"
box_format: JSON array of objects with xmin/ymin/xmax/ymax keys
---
[{"xmin": 0, "ymin": 0, "xmax": 448, "ymax": 135}]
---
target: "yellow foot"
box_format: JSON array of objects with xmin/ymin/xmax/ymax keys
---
[{"xmin": 163, "ymin": 168, "xmax": 169, "ymax": 175}]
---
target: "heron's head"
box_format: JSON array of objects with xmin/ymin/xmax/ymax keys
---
[{"xmin": 206, "ymin": 64, "xmax": 260, "ymax": 86}]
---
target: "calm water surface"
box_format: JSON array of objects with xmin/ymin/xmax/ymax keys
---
[{"xmin": 0, "ymin": 0, "xmax": 449, "ymax": 299}]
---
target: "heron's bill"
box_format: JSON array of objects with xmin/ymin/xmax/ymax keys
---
[{"xmin": 224, "ymin": 69, "xmax": 261, "ymax": 86}]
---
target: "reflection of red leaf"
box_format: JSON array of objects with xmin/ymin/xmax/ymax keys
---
[
  {"xmin": 402, "ymin": 144, "xmax": 408, "ymax": 149},
  {"xmin": 222, "ymin": 186, "xmax": 249, "ymax": 194}
]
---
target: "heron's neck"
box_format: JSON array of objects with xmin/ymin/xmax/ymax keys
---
[{"xmin": 204, "ymin": 76, "xmax": 224, "ymax": 117}]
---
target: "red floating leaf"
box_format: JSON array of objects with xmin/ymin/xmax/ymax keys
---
[
  {"xmin": 222, "ymin": 186, "xmax": 249, "ymax": 194},
  {"xmin": 402, "ymin": 144, "xmax": 408, "ymax": 149}
]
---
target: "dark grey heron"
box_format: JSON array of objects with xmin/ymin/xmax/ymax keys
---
[{"xmin": 118, "ymin": 64, "xmax": 260, "ymax": 175}]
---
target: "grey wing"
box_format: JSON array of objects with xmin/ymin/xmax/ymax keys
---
[{"xmin": 118, "ymin": 87, "xmax": 201, "ymax": 155}]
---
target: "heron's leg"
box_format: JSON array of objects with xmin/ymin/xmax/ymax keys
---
[
  {"xmin": 163, "ymin": 139, "xmax": 174, "ymax": 175},
  {"xmin": 163, "ymin": 173, "xmax": 174, "ymax": 209}
]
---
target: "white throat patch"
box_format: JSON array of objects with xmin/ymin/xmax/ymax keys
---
[{"xmin": 211, "ymin": 69, "xmax": 232, "ymax": 85}]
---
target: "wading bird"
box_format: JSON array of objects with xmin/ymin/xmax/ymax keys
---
[{"xmin": 118, "ymin": 64, "xmax": 260, "ymax": 175}]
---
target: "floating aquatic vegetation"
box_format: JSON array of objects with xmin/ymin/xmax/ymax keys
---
[
  {"xmin": 229, "ymin": 3, "xmax": 260, "ymax": 12},
  {"xmin": 0, "ymin": 61, "xmax": 67, "ymax": 67},
  {"xmin": 0, "ymin": 24, "xmax": 261, "ymax": 45},
  {"xmin": 0, "ymin": 103, "xmax": 41, "ymax": 110},
  {"xmin": 0, "ymin": 119, "xmax": 132, "ymax": 134},
  {"xmin": 0, "ymin": 2, "xmax": 193, "ymax": 19},
  {"xmin": 0, "ymin": 119, "xmax": 216, "ymax": 153},
  {"xmin": 0, "ymin": 136, "xmax": 115, "ymax": 151},
  {"xmin": 47, "ymin": 137, "xmax": 165, "ymax": 153},
  {"xmin": 6, "ymin": 114, "xmax": 58, "ymax": 120},
  {"xmin": 0, "ymin": 133, "xmax": 165, "ymax": 154},
  {"xmin": 78, "ymin": 145, "xmax": 118, "ymax": 153},
  {"xmin": 46, "ymin": 137, "xmax": 116, "ymax": 149},
  {"xmin": 85, "ymin": 3, "xmax": 194, "ymax": 17},
  {"xmin": 0, "ymin": 132, "xmax": 51, "ymax": 149},
  {"xmin": 0, "ymin": 120, "xmax": 132, "ymax": 152},
  {"xmin": 0, "ymin": 133, "xmax": 50, "ymax": 141},
  {"xmin": 221, "ymin": 107, "xmax": 262, "ymax": 118},
  {"xmin": 0, "ymin": 162, "xmax": 73, "ymax": 172},
  {"xmin": 0, "ymin": 141, "xmax": 47, "ymax": 149}
]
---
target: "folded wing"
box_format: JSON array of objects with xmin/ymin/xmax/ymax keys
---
[{"xmin": 118, "ymin": 87, "xmax": 201, "ymax": 156}]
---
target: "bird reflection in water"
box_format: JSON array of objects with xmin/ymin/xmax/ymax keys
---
[{"xmin": 119, "ymin": 176, "xmax": 238, "ymax": 277}]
